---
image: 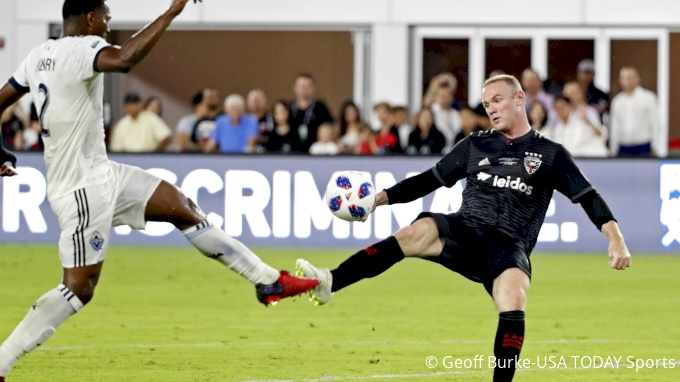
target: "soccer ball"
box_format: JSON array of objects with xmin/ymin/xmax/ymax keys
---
[{"xmin": 325, "ymin": 171, "xmax": 376, "ymax": 222}]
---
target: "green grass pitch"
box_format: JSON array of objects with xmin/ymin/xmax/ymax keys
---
[{"xmin": 1, "ymin": 244, "xmax": 679, "ymax": 381}]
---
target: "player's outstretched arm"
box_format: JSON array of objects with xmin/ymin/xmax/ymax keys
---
[
  {"xmin": 601, "ymin": 221, "xmax": 631, "ymax": 270},
  {"xmin": 96, "ymin": 0, "xmax": 202, "ymax": 73}
]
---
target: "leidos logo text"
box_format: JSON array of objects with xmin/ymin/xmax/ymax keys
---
[{"xmin": 492, "ymin": 175, "xmax": 533, "ymax": 195}]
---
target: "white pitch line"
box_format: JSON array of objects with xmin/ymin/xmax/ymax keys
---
[
  {"xmin": 37, "ymin": 338, "xmax": 678, "ymax": 351},
  {"xmin": 241, "ymin": 361, "xmax": 680, "ymax": 382}
]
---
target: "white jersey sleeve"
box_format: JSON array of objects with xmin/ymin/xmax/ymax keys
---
[
  {"xmin": 71, "ymin": 35, "xmax": 110, "ymax": 81},
  {"xmin": 10, "ymin": 56, "xmax": 30, "ymax": 92}
]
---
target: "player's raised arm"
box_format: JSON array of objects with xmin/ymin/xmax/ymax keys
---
[
  {"xmin": 95, "ymin": 0, "xmax": 202, "ymax": 73},
  {"xmin": 552, "ymin": 145, "xmax": 631, "ymax": 270}
]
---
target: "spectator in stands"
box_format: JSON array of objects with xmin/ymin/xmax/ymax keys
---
[
  {"xmin": 110, "ymin": 93, "xmax": 172, "ymax": 153},
  {"xmin": 610, "ymin": 67, "xmax": 660, "ymax": 157},
  {"xmin": 576, "ymin": 59, "xmax": 609, "ymax": 115},
  {"xmin": 422, "ymin": 72, "xmax": 464, "ymax": 110},
  {"xmin": 431, "ymin": 87, "xmax": 462, "ymax": 152},
  {"xmin": 392, "ymin": 106, "xmax": 412, "ymax": 150},
  {"xmin": 521, "ymin": 68, "xmax": 556, "ymax": 126},
  {"xmin": 455, "ymin": 106, "xmax": 484, "ymax": 144},
  {"xmin": 176, "ymin": 91, "xmax": 204, "ymax": 152},
  {"xmin": 1, "ymin": 103, "xmax": 24, "ymax": 150},
  {"xmin": 373, "ymin": 102, "xmax": 401, "ymax": 154},
  {"xmin": 338, "ymin": 101, "xmax": 362, "ymax": 154},
  {"xmin": 309, "ymin": 123, "xmax": 339, "ymax": 155},
  {"xmin": 356, "ymin": 123, "xmax": 378, "ymax": 155},
  {"xmin": 529, "ymin": 102, "xmax": 549, "ymax": 133},
  {"xmin": 290, "ymin": 73, "xmax": 334, "ymax": 153},
  {"xmin": 181, "ymin": 88, "xmax": 221, "ymax": 152},
  {"xmin": 373, "ymin": 102, "xmax": 392, "ymax": 132},
  {"xmin": 563, "ymin": 81, "xmax": 604, "ymax": 130},
  {"xmin": 204, "ymin": 94, "xmax": 259, "ymax": 154},
  {"xmin": 247, "ymin": 88, "xmax": 274, "ymax": 134},
  {"xmin": 551, "ymin": 96, "xmax": 608, "ymax": 157},
  {"xmin": 488, "ymin": 69, "xmax": 506, "ymax": 78},
  {"xmin": 407, "ymin": 108, "xmax": 445, "ymax": 155},
  {"xmin": 144, "ymin": 96, "xmax": 163, "ymax": 117},
  {"xmin": 262, "ymin": 100, "xmax": 299, "ymax": 153},
  {"xmin": 472, "ymin": 103, "xmax": 493, "ymax": 130}
]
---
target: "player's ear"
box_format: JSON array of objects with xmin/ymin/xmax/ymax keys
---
[
  {"xmin": 516, "ymin": 91, "xmax": 525, "ymax": 108},
  {"xmin": 85, "ymin": 11, "xmax": 96, "ymax": 29}
]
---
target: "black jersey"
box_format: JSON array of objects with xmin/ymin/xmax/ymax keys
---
[{"xmin": 432, "ymin": 129, "xmax": 594, "ymax": 253}]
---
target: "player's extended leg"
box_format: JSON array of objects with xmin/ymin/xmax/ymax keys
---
[
  {"xmin": 296, "ymin": 217, "xmax": 443, "ymax": 304},
  {"xmin": 490, "ymin": 268, "xmax": 530, "ymax": 382},
  {"xmin": 144, "ymin": 181, "xmax": 318, "ymax": 305}
]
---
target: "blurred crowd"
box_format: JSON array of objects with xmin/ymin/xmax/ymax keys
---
[{"xmin": 2, "ymin": 60, "xmax": 661, "ymax": 158}]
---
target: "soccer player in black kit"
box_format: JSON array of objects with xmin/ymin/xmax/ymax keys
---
[{"xmin": 296, "ymin": 75, "xmax": 632, "ymax": 382}]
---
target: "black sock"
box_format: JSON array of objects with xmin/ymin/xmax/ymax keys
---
[
  {"xmin": 493, "ymin": 310, "xmax": 525, "ymax": 382},
  {"xmin": 330, "ymin": 236, "xmax": 405, "ymax": 292}
]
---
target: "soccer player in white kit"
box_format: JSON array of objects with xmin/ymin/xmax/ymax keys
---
[{"xmin": 0, "ymin": 1, "xmax": 319, "ymax": 379}]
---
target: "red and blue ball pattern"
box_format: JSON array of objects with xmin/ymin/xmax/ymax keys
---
[
  {"xmin": 336, "ymin": 176, "xmax": 352, "ymax": 190},
  {"xmin": 329, "ymin": 195, "xmax": 343, "ymax": 212},
  {"xmin": 348, "ymin": 205, "xmax": 366, "ymax": 219},
  {"xmin": 358, "ymin": 182, "xmax": 372, "ymax": 199}
]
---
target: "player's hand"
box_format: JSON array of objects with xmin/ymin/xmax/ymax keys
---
[
  {"xmin": 0, "ymin": 147, "xmax": 17, "ymax": 177},
  {"xmin": 608, "ymin": 238, "xmax": 631, "ymax": 270},
  {"xmin": 360, "ymin": 191, "xmax": 388, "ymax": 222},
  {"xmin": 168, "ymin": 0, "xmax": 202, "ymax": 17},
  {"xmin": 0, "ymin": 164, "xmax": 17, "ymax": 177}
]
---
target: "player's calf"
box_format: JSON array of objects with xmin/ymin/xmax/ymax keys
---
[{"xmin": 0, "ymin": 285, "xmax": 84, "ymax": 379}]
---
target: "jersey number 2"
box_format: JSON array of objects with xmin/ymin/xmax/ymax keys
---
[{"xmin": 38, "ymin": 83, "xmax": 51, "ymax": 137}]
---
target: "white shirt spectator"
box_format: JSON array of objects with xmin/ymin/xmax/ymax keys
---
[
  {"xmin": 431, "ymin": 103, "xmax": 462, "ymax": 151},
  {"xmin": 339, "ymin": 131, "xmax": 359, "ymax": 150},
  {"xmin": 609, "ymin": 86, "xmax": 660, "ymax": 155},
  {"xmin": 110, "ymin": 110, "xmax": 172, "ymax": 152},
  {"xmin": 397, "ymin": 123, "xmax": 412, "ymax": 150},
  {"xmin": 309, "ymin": 141, "xmax": 339, "ymax": 155},
  {"xmin": 551, "ymin": 113, "xmax": 608, "ymax": 157},
  {"xmin": 176, "ymin": 114, "xmax": 196, "ymax": 137}
]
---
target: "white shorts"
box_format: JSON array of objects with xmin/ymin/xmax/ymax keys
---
[{"xmin": 49, "ymin": 161, "xmax": 163, "ymax": 268}]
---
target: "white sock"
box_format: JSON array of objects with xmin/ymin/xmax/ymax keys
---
[
  {"xmin": 183, "ymin": 221, "xmax": 279, "ymax": 285},
  {"xmin": 0, "ymin": 285, "xmax": 83, "ymax": 377}
]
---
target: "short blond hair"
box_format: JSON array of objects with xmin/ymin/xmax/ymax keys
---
[{"xmin": 483, "ymin": 75, "xmax": 523, "ymax": 93}]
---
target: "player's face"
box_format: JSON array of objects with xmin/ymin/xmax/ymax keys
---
[
  {"xmin": 481, "ymin": 81, "xmax": 523, "ymax": 133},
  {"xmin": 91, "ymin": 2, "xmax": 112, "ymax": 39}
]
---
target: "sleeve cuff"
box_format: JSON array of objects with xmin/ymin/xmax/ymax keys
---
[
  {"xmin": 8, "ymin": 77, "xmax": 29, "ymax": 93},
  {"xmin": 92, "ymin": 47, "xmax": 107, "ymax": 73}
]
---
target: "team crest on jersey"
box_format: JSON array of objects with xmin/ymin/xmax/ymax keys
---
[
  {"xmin": 90, "ymin": 231, "xmax": 104, "ymax": 251},
  {"xmin": 524, "ymin": 152, "xmax": 543, "ymax": 174}
]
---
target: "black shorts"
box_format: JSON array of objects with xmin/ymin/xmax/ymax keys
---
[{"xmin": 415, "ymin": 212, "xmax": 532, "ymax": 296}]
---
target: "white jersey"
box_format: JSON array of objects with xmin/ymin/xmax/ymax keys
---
[{"xmin": 11, "ymin": 35, "xmax": 113, "ymax": 201}]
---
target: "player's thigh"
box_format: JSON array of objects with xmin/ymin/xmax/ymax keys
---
[
  {"xmin": 144, "ymin": 180, "xmax": 205, "ymax": 229},
  {"xmin": 109, "ymin": 162, "xmax": 204, "ymax": 230},
  {"xmin": 492, "ymin": 267, "xmax": 531, "ymax": 312},
  {"xmin": 51, "ymin": 185, "xmax": 115, "ymax": 269},
  {"xmin": 394, "ymin": 217, "xmax": 444, "ymax": 257},
  {"xmin": 109, "ymin": 162, "xmax": 165, "ymax": 230}
]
